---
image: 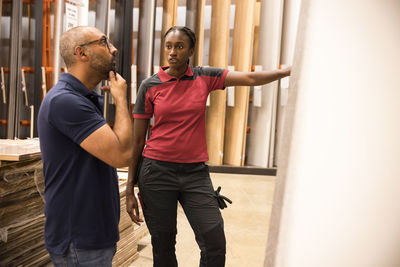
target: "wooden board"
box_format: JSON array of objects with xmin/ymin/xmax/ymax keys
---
[
  {"xmin": 252, "ymin": 1, "xmax": 261, "ymax": 65},
  {"xmin": 160, "ymin": 0, "xmax": 178, "ymax": 67},
  {"xmin": 246, "ymin": 0, "xmax": 284, "ymax": 168},
  {"xmin": 223, "ymin": 0, "xmax": 256, "ymax": 166},
  {"xmin": 137, "ymin": 0, "xmax": 156, "ymax": 85},
  {"xmin": 205, "ymin": 0, "xmax": 231, "ymax": 165},
  {"xmin": 186, "ymin": 0, "xmax": 205, "ymax": 67},
  {"xmin": 193, "ymin": 0, "xmax": 205, "ymax": 67},
  {"xmin": 0, "ymin": 139, "xmax": 41, "ymax": 162},
  {"xmin": 0, "ymin": 152, "xmax": 40, "ymax": 162}
]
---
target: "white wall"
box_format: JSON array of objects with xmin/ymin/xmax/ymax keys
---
[{"xmin": 266, "ymin": 1, "xmax": 400, "ymax": 267}]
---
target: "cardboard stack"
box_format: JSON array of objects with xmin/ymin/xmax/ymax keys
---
[
  {"xmin": 0, "ymin": 139, "xmax": 50, "ymax": 266},
  {"xmin": 0, "ymin": 139, "xmax": 149, "ymax": 266}
]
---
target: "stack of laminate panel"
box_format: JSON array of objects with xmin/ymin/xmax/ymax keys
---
[
  {"xmin": 113, "ymin": 175, "xmax": 149, "ymax": 267},
  {"xmin": 0, "ymin": 154, "xmax": 50, "ymax": 266}
]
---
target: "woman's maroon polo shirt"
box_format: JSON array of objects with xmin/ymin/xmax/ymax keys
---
[{"xmin": 134, "ymin": 65, "xmax": 228, "ymax": 163}]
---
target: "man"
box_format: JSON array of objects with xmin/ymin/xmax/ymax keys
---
[{"xmin": 38, "ymin": 26, "xmax": 133, "ymax": 266}]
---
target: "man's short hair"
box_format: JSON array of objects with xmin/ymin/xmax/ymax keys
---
[{"xmin": 60, "ymin": 26, "xmax": 93, "ymax": 67}]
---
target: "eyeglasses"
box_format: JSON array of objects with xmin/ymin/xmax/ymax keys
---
[{"xmin": 78, "ymin": 36, "xmax": 111, "ymax": 51}]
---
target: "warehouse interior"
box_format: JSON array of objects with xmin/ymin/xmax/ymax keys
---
[{"xmin": 1, "ymin": 0, "xmax": 400, "ymax": 267}]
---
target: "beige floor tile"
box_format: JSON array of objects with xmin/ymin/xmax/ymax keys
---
[{"xmin": 129, "ymin": 173, "xmax": 275, "ymax": 267}]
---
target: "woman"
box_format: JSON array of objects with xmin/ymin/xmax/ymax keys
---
[{"xmin": 126, "ymin": 26, "xmax": 291, "ymax": 267}]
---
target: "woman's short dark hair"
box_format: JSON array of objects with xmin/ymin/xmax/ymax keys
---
[{"xmin": 164, "ymin": 26, "xmax": 196, "ymax": 49}]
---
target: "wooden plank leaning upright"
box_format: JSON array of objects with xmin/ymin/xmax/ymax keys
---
[
  {"xmin": 224, "ymin": 0, "xmax": 256, "ymax": 166},
  {"xmin": 205, "ymin": 0, "xmax": 231, "ymax": 166}
]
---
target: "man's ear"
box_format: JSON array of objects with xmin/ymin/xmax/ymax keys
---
[{"xmin": 74, "ymin": 46, "xmax": 86, "ymax": 57}]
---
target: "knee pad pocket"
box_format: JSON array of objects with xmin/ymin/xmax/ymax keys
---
[
  {"xmin": 203, "ymin": 223, "xmax": 226, "ymax": 255},
  {"xmin": 151, "ymin": 231, "xmax": 177, "ymax": 251}
]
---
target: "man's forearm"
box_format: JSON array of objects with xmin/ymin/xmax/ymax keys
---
[{"xmin": 112, "ymin": 97, "xmax": 133, "ymax": 149}]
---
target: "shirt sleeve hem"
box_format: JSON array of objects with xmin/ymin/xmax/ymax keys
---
[
  {"xmin": 219, "ymin": 69, "xmax": 229, "ymax": 90},
  {"xmin": 77, "ymin": 120, "xmax": 107, "ymax": 144}
]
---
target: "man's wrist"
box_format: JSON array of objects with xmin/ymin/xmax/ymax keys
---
[{"xmin": 114, "ymin": 96, "xmax": 127, "ymax": 105}]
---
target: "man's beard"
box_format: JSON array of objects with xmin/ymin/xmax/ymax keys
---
[{"xmin": 90, "ymin": 54, "xmax": 116, "ymax": 80}]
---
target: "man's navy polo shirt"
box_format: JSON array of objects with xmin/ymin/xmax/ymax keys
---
[
  {"xmin": 38, "ymin": 73, "xmax": 120, "ymax": 254},
  {"xmin": 134, "ymin": 66, "xmax": 228, "ymax": 163}
]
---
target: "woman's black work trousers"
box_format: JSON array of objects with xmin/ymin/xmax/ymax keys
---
[{"xmin": 138, "ymin": 157, "xmax": 226, "ymax": 267}]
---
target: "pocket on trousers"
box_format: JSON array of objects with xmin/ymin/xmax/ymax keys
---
[{"xmin": 138, "ymin": 157, "xmax": 153, "ymax": 184}]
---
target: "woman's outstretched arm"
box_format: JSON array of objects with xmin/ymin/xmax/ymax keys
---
[{"xmin": 224, "ymin": 66, "xmax": 291, "ymax": 87}]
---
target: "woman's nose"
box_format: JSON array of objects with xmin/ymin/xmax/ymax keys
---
[{"xmin": 169, "ymin": 48, "xmax": 176, "ymax": 55}]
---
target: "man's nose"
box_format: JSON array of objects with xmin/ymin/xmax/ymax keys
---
[{"xmin": 109, "ymin": 43, "xmax": 118, "ymax": 55}]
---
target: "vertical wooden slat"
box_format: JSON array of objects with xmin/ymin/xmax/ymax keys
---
[
  {"xmin": 193, "ymin": 0, "xmax": 205, "ymax": 67},
  {"xmin": 160, "ymin": 0, "xmax": 178, "ymax": 67},
  {"xmin": 224, "ymin": 0, "xmax": 256, "ymax": 166},
  {"xmin": 185, "ymin": 0, "xmax": 196, "ymax": 66},
  {"xmin": 186, "ymin": 0, "xmax": 205, "ymax": 66},
  {"xmin": 33, "ymin": 0, "xmax": 43, "ymax": 137},
  {"xmin": 205, "ymin": 0, "xmax": 231, "ymax": 165},
  {"xmin": 52, "ymin": 0, "xmax": 63, "ymax": 85},
  {"xmin": 253, "ymin": 1, "xmax": 261, "ymax": 65},
  {"xmin": 42, "ymin": 1, "xmax": 52, "ymax": 89},
  {"xmin": 137, "ymin": 0, "xmax": 156, "ymax": 86}
]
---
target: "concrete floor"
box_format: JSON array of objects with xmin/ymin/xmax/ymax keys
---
[{"xmin": 130, "ymin": 172, "xmax": 276, "ymax": 267}]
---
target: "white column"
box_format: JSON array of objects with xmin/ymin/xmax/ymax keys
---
[
  {"xmin": 246, "ymin": 0, "xmax": 284, "ymax": 167},
  {"xmin": 273, "ymin": 0, "xmax": 301, "ymax": 166}
]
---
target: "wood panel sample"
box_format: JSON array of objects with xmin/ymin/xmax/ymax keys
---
[
  {"xmin": 223, "ymin": 0, "xmax": 256, "ymax": 166},
  {"xmin": 205, "ymin": 0, "xmax": 231, "ymax": 165},
  {"xmin": 160, "ymin": 0, "xmax": 178, "ymax": 67},
  {"xmin": 137, "ymin": 0, "xmax": 156, "ymax": 85},
  {"xmin": 186, "ymin": 0, "xmax": 205, "ymax": 67},
  {"xmin": 0, "ymin": 139, "xmax": 41, "ymax": 162}
]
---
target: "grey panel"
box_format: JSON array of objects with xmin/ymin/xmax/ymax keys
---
[
  {"xmin": 7, "ymin": 0, "xmax": 22, "ymax": 138},
  {"xmin": 137, "ymin": 0, "xmax": 156, "ymax": 88}
]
